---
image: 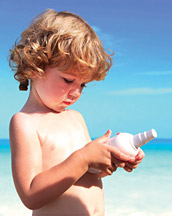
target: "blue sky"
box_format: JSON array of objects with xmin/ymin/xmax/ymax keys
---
[{"xmin": 0, "ymin": 0, "xmax": 172, "ymax": 139}]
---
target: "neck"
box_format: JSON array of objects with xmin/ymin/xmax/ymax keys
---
[{"xmin": 20, "ymin": 84, "xmax": 54, "ymax": 114}]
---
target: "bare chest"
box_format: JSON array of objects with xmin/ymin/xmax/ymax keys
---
[{"xmin": 37, "ymin": 110, "xmax": 88, "ymax": 169}]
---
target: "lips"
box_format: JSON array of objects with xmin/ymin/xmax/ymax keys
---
[{"xmin": 63, "ymin": 101, "xmax": 72, "ymax": 105}]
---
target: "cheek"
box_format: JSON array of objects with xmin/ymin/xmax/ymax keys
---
[
  {"xmin": 34, "ymin": 80, "xmax": 56, "ymax": 102},
  {"xmin": 50, "ymin": 82, "xmax": 69, "ymax": 97},
  {"xmin": 34, "ymin": 77, "xmax": 71, "ymax": 104}
]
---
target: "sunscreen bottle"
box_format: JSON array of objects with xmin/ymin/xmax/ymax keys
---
[
  {"xmin": 88, "ymin": 129, "xmax": 157, "ymax": 173},
  {"xmin": 108, "ymin": 129, "xmax": 157, "ymax": 157}
]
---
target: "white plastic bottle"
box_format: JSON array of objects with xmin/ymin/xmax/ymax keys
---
[
  {"xmin": 108, "ymin": 129, "xmax": 157, "ymax": 157},
  {"xmin": 88, "ymin": 129, "xmax": 157, "ymax": 173}
]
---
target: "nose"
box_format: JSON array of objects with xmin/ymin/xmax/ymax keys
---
[{"xmin": 69, "ymin": 86, "xmax": 82, "ymax": 98}]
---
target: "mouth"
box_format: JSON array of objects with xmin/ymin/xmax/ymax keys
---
[{"xmin": 63, "ymin": 101, "xmax": 72, "ymax": 106}]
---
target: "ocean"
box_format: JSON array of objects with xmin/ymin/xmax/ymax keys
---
[{"xmin": 0, "ymin": 139, "xmax": 172, "ymax": 216}]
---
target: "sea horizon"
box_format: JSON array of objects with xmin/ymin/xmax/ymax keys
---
[{"xmin": 1, "ymin": 137, "xmax": 172, "ymax": 148}]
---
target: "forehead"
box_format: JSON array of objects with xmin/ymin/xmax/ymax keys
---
[{"xmin": 45, "ymin": 67, "xmax": 89, "ymax": 83}]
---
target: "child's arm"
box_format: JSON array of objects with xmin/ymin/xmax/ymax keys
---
[
  {"xmin": 10, "ymin": 112, "xmax": 132, "ymax": 210},
  {"xmin": 10, "ymin": 113, "xmax": 89, "ymax": 210}
]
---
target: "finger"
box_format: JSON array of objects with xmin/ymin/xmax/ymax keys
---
[
  {"xmin": 111, "ymin": 157, "xmax": 126, "ymax": 168},
  {"xmin": 126, "ymin": 162, "xmax": 138, "ymax": 169},
  {"xmin": 103, "ymin": 129, "xmax": 112, "ymax": 141},
  {"xmin": 135, "ymin": 148, "xmax": 145, "ymax": 161},
  {"xmin": 110, "ymin": 146, "xmax": 135, "ymax": 162},
  {"xmin": 126, "ymin": 160, "xmax": 141, "ymax": 165},
  {"xmin": 123, "ymin": 166, "xmax": 133, "ymax": 172},
  {"xmin": 108, "ymin": 163, "xmax": 118, "ymax": 172},
  {"xmin": 112, "ymin": 163, "xmax": 117, "ymax": 172},
  {"xmin": 105, "ymin": 167, "xmax": 113, "ymax": 175},
  {"xmin": 134, "ymin": 159, "xmax": 142, "ymax": 164},
  {"xmin": 95, "ymin": 129, "xmax": 112, "ymax": 144}
]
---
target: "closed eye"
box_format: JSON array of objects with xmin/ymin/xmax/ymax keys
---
[
  {"xmin": 63, "ymin": 77, "xmax": 87, "ymax": 88},
  {"xmin": 63, "ymin": 78, "xmax": 74, "ymax": 84}
]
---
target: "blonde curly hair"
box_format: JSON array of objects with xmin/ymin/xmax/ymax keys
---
[{"xmin": 9, "ymin": 9, "xmax": 113, "ymax": 90}]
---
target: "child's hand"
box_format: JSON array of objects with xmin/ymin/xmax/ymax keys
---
[
  {"xmin": 79, "ymin": 130, "xmax": 133, "ymax": 175},
  {"xmin": 123, "ymin": 148, "xmax": 145, "ymax": 172}
]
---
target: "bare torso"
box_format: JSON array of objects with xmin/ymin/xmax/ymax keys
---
[{"xmin": 31, "ymin": 109, "xmax": 104, "ymax": 215}]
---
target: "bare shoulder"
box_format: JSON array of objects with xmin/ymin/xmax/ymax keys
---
[
  {"xmin": 10, "ymin": 112, "xmax": 33, "ymax": 124},
  {"xmin": 68, "ymin": 109, "xmax": 91, "ymax": 142},
  {"xmin": 68, "ymin": 109, "xmax": 85, "ymax": 122},
  {"xmin": 10, "ymin": 112, "xmax": 37, "ymax": 134},
  {"xmin": 9, "ymin": 112, "xmax": 41, "ymax": 151}
]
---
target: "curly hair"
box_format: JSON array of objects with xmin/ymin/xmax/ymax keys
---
[{"xmin": 9, "ymin": 9, "xmax": 113, "ymax": 90}]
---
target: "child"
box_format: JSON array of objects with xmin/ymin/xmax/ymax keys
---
[{"xmin": 9, "ymin": 9, "xmax": 144, "ymax": 215}]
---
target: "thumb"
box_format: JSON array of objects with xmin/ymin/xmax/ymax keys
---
[
  {"xmin": 102, "ymin": 129, "xmax": 112, "ymax": 142},
  {"xmin": 95, "ymin": 129, "xmax": 112, "ymax": 143},
  {"xmin": 105, "ymin": 129, "xmax": 112, "ymax": 137}
]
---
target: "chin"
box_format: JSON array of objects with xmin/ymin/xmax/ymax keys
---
[{"xmin": 53, "ymin": 106, "xmax": 66, "ymax": 113}]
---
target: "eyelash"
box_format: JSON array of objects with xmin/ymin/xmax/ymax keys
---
[
  {"xmin": 63, "ymin": 78, "xmax": 74, "ymax": 84},
  {"xmin": 81, "ymin": 83, "xmax": 87, "ymax": 88},
  {"xmin": 63, "ymin": 78, "xmax": 87, "ymax": 88}
]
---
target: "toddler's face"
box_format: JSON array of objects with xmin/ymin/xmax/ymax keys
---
[{"xmin": 33, "ymin": 67, "xmax": 86, "ymax": 112}]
